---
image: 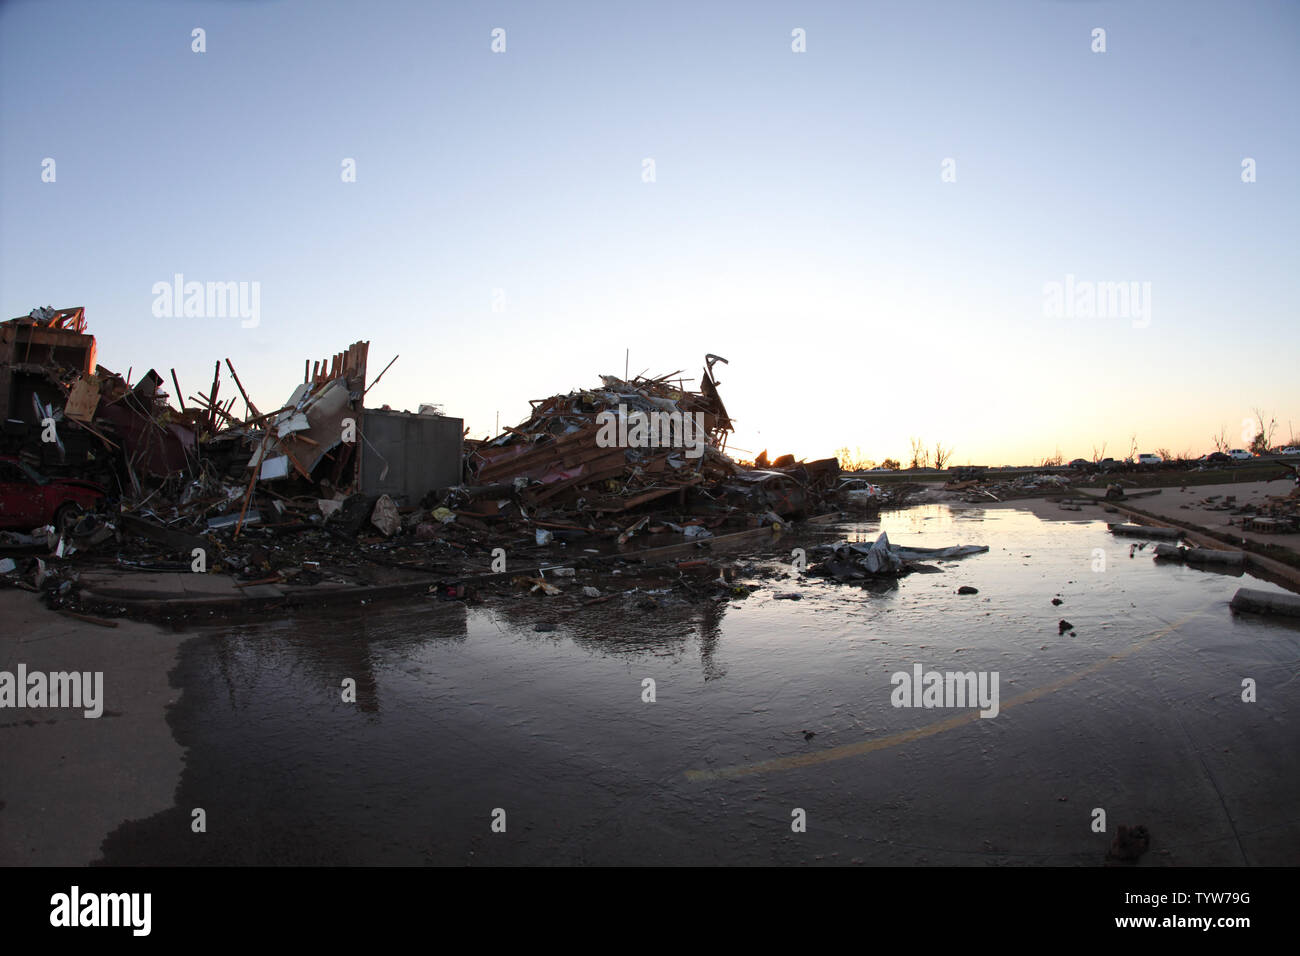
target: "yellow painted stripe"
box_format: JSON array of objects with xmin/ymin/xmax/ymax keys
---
[{"xmin": 684, "ymin": 606, "xmax": 1209, "ymax": 782}]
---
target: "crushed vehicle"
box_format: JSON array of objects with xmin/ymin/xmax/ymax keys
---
[{"xmin": 0, "ymin": 455, "xmax": 106, "ymax": 532}]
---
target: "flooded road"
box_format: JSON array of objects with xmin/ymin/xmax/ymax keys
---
[{"xmin": 99, "ymin": 506, "xmax": 1300, "ymax": 865}]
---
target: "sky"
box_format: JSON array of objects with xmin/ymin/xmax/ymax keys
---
[{"xmin": 2, "ymin": 0, "xmax": 1297, "ymax": 466}]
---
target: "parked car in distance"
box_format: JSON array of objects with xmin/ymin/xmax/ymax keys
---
[
  {"xmin": 1098, "ymin": 457, "xmax": 1119, "ymax": 470},
  {"xmin": 1136, "ymin": 453, "xmax": 1162, "ymax": 465},
  {"xmin": 1227, "ymin": 449, "xmax": 1253, "ymax": 461},
  {"xmin": 0, "ymin": 456, "xmax": 106, "ymax": 531},
  {"xmin": 1282, "ymin": 447, "xmax": 1300, "ymax": 456},
  {"xmin": 1068, "ymin": 458, "xmax": 1090, "ymax": 469},
  {"xmin": 1204, "ymin": 451, "xmax": 1232, "ymax": 464}
]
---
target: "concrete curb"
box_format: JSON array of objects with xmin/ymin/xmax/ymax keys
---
[
  {"xmin": 79, "ymin": 577, "xmax": 439, "ymax": 618},
  {"xmin": 1102, "ymin": 501, "xmax": 1300, "ymax": 594}
]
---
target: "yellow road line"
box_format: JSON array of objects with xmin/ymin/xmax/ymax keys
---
[{"xmin": 684, "ymin": 606, "xmax": 1210, "ymax": 782}]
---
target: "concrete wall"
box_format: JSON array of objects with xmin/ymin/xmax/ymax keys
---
[{"xmin": 360, "ymin": 409, "xmax": 463, "ymax": 505}]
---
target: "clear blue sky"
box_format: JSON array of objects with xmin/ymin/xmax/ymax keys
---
[{"xmin": 2, "ymin": 0, "xmax": 1297, "ymax": 464}]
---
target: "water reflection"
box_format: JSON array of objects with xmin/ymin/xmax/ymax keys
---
[
  {"xmin": 205, "ymin": 601, "xmax": 468, "ymax": 716},
  {"xmin": 94, "ymin": 505, "xmax": 1300, "ymax": 865}
]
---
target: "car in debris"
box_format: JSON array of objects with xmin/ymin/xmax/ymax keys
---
[
  {"xmin": 1227, "ymin": 449, "xmax": 1253, "ymax": 461},
  {"xmin": 1097, "ymin": 457, "xmax": 1120, "ymax": 471},
  {"xmin": 1067, "ymin": 458, "xmax": 1090, "ymax": 469},
  {"xmin": 1136, "ymin": 453, "xmax": 1162, "ymax": 466},
  {"xmin": 722, "ymin": 470, "xmax": 809, "ymax": 517},
  {"xmin": 837, "ymin": 476, "xmax": 882, "ymax": 492},
  {"xmin": 1203, "ymin": 451, "xmax": 1232, "ymax": 464},
  {"xmin": 1281, "ymin": 446, "xmax": 1300, "ymax": 456},
  {"xmin": 0, "ymin": 456, "xmax": 106, "ymax": 532}
]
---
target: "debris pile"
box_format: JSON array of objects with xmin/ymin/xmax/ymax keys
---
[
  {"xmin": 808, "ymin": 532, "xmax": 989, "ymax": 584},
  {"xmin": 461, "ymin": 359, "xmax": 735, "ymax": 520},
  {"xmin": 953, "ymin": 472, "xmax": 1073, "ymax": 502},
  {"xmin": 0, "ymin": 307, "xmax": 426, "ymax": 604},
  {"xmin": 444, "ymin": 354, "xmax": 840, "ymax": 537},
  {"xmin": 3, "ymin": 312, "xmax": 845, "ymax": 616},
  {"xmin": 1193, "ymin": 483, "xmax": 1300, "ymax": 533}
]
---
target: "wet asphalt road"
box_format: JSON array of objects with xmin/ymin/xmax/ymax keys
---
[{"xmin": 93, "ymin": 507, "xmax": 1300, "ymax": 865}]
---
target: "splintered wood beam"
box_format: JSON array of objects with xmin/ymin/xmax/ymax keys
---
[
  {"xmin": 189, "ymin": 396, "xmax": 239, "ymax": 427},
  {"xmin": 207, "ymin": 361, "xmax": 221, "ymax": 432},
  {"xmin": 170, "ymin": 369, "xmax": 186, "ymax": 412},
  {"xmin": 234, "ymin": 429, "xmax": 272, "ymax": 538},
  {"xmin": 68, "ymin": 417, "xmax": 119, "ymax": 450},
  {"xmin": 241, "ymin": 403, "xmax": 293, "ymax": 427},
  {"xmin": 279, "ymin": 442, "xmax": 312, "ymax": 480},
  {"xmin": 224, "ymin": 358, "xmax": 261, "ymax": 420},
  {"xmin": 363, "ymin": 354, "xmax": 399, "ymax": 396}
]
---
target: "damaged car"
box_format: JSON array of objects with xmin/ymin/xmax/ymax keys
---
[{"xmin": 0, "ymin": 456, "xmax": 106, "ymax": 532}]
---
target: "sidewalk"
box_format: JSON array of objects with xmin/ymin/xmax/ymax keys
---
[
  {"xmin": 77, "ymin": 569, "xmax": 438, "ymax": 617},
  {"xmin": 1104, "ymin": 481, "xmax": 1299, "ymax": 552}
]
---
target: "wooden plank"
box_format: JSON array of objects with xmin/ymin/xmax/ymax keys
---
[
  {"xmin": 363, "ymin": 354, "xmax": 398, "ymax": 396},
  {"xmin": 224, "ymin": 358, "xmax": 261, "ymax": 420},
  {"xmin": 207, "ymin": 361, "xmax": 221, "ymax": 432},
  {"xmin": 64, "ymin": 376, "xmax": 100, "ymax": 422},
  {"xmin": 234, "ymin": 429, "xmax": 272, "ymax": 537},
  {"xmin": 170, "ymin": 369, "xmax": 186, "ymax": 411}
]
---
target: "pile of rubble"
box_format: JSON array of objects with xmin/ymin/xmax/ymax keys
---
[
  {"xmin": 1207, "ymin": 484, "xmax": 1300, "ymax": 534},
  {"xmin": 943, "ymin": 472, "xmax": 1074, "ymax": 502},
  {"xmin": 0, "ymin": 307, "xmax": 407, "ymax": 600},
  {"xmin": 1, "ymin": 306, "xmax": 375, "ymax": 525},
  {"xmin": 2, "ymin": 310, "xmax": 846, "ymax": 614},
  {"xmin": 438, "ymin": 354, "xmax": 840, "ymax": 543},
  {"xmin": 459, "ymin": 356, "xmax": 737, "ymax": 521},
  {"xmin": 808, "ymin": 531, "xmax": 988, "ymax": 584}
]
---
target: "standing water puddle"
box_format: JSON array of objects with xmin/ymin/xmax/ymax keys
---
[{"xmin": 98, "ymin": 506, "xmax": 1300, "ymax": 865}]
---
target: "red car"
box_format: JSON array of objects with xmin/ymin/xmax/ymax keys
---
[{"xmin": 0, "ymin": 456, "xmax": 106, "ymax": 532}]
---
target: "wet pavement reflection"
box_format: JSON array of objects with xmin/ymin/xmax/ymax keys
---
[{"xmin": 98, "ymin": 506, "xmax": 1300, "ymax": 865}]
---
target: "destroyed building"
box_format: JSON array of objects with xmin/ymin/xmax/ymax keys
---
[
  {"xmin": 3, "ymin": 308, "xmax": 847, "ymax": 614},
  {"xmin": 0, "ymin": 307, "xmax": 464, "ymax": 531},
  {"xmin": 452, "ymin": 354, "xmax": 838, "ymax": 530}
]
